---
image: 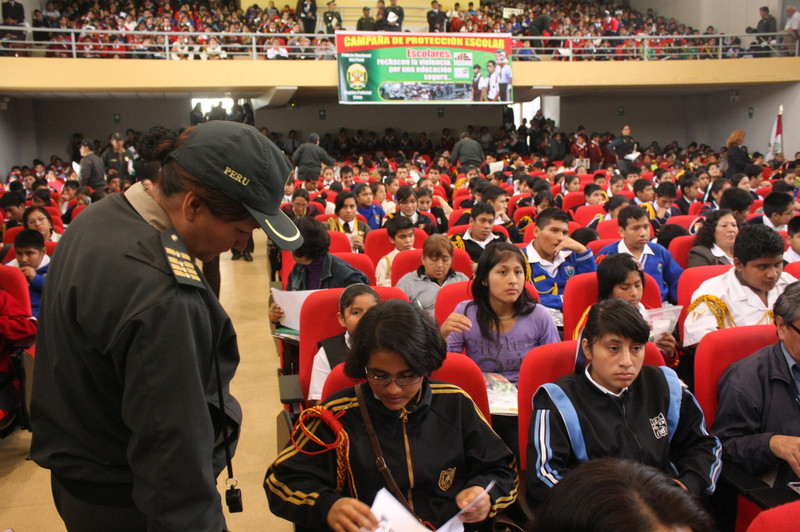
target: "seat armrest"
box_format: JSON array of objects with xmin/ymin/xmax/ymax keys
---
[{"xmin": 278, "ymin": 373, "xmax": 303, "ymax": 405}]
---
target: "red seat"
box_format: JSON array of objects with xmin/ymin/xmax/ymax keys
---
[
  {"xmin": 560, "ymin": 191, "xmax": 585, "ymax": 213},
  {"xmin": 755, "ymin": 186, "xmax": 772, "ymax": 198},
  {"xmin": 587, "ymin": 238, "xmax": 620, "ymax": 256},
  {"xmin": 562, "ymin": 272, "xmax": 663, "ymax": 341},
  {"xmin": 2, "ymin": 226, "xmax": 23, "ymax": 245},
  {"xmin": 321, "ymin": 352, "xmax": 492, "ymax": 424},
  {"xmin": 688, "ymin": 201, "xmax": 704, "ymax": 215},
  {"xmin": 71, "ymin": 204, "xmax": 90, "ymax": 219},
  {"xmin": 513, "ymin": 206, "xmax": 536, "ymax": 225},
  {"xmin": 676, "ymin": 264, "xmax": 733, "ymax": 344},
  {"xmin": 508, "ymin": 193, "xmax": 530, "ymax": 216},
  {"xmin": 784, "ymin": 261, "xmax": 800, "ymax": 279},
  {"xmin": 747, "ymin": 501, "xmax": 800, "ymax": 532},
  {"xmin": 596, "ymin": 219, "xmax": 621, "ymax": 239},
  {"xmin": 693, "ymin": 324, "xmax": 779, "ymax": 531},
  {"xmin": 448, "ymin": 208, "xmax": 470, "ymax": 228},
  {"xmin": 297, "ymin": 286, "xmax": 409, "ymax": 402},
  {"xmin": 668, "ymin": 234, "xmax": 696, "ymax": 269},
  {"xmin": 363, "ymin": 228, "xmax": 428, "ymax": 268},
  {"xmin": 330, "ymin": 252, "xmax": 376, "ymax": 285},
  {"xmin": 664, "ymin": 215, "xmax": 700, "ymax": 229},
  {"xmin": 750, "ymin": 200, "xmax": 764, "ymax": 213},
  {"xmin": 517, "ymin": 340, "xmax": 664, "ymax": 471},
  {"xmin": 573, "ymin": 204, "xmax": 606, "ymax": 227},
  {"xmin": 390, "ymin": 248, "xmax": 473, "ymax": 286},
  {"xmin": 315, "ymin": 212, "xmax": 369, "ymax": 225}
]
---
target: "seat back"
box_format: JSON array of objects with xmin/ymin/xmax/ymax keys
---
[
  {"xmin": 71, "ymin": 204, "xmax": 90, "ymax": 220},
  {"xmin": 693, "ymin": 324, "xmax": 776, "ymax": 427},
  {"xmin": 668, "ymin": 234, "xmax": 696, "ymax": 269},
  {"xmin": 561, "ymin": 191, "xmax": 586, "ymax": 213},
  {"xmin": 321, "ymin": 352, "xmax": 492, "ymax": 424},
  {"xmin": 0, "ymin": 265, "xmax": 32, "ymax": 315},
  {"xmin": 363, "ymin": 228, "xmax": 428, "ymax": 266},
  {"xmin": 784, "ymin": 261, "xmax": 800, "ymax": 279},
  {"xmin": 596, "ymin": 219, "xmax": 621, "ymax": 239},
  {"xmin": 299, "ymin": 286, "xmax": 409, "ymax": 401},
  {"xmin": 513, "ymin": 206, "xmax": 537, "ymax": 225},
  {"xmin": 330, "ymin": 252, "xmax": 376, "ymax": 285},
  {"xmin": 517, "ymin": 340, "xmax": 664, "ymax": 470},
  {"xmin": 746, "ymin": 500, "xmax": 800, "ymax": 532},
  {"xmin": 3, "ymin": 226, "xmax": 24, "ymax": 245},
  {"xmin": 664, "ymin": 215, "xmax": 700, "ymax": 229},
  {"xmin": 328, "ymin": 231, "xmax": 354, "ymax": 253},
  {"xmin": 573, "ymin": 204, "xmax": 606, "ymax": 227},
  {"xmin": 390, "ymin": 248, "xmax": 473, "ymax": 286},
  {"xmin": 562, "ymin": 272, "xmax": 663, "ymax": 341},
  {"xmin": 676, "ymin": 264, "xmax": 733, "ymax": 343},
  {"xmin": 448, "ymin": 208, "xmax": 470, "ymax": 228},
  {"xmin": 587, "ymin": 238, "xmax": 620, "ymax": 256}
]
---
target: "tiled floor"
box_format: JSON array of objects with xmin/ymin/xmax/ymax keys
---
[{"xmin": 0, "ymin": 232, "xmax": 292, "ymax": 531}]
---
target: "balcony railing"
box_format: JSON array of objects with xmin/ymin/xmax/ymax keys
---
[{"xmin": 0, "ymin": 26, "xmax": 796, "ymax": 61}]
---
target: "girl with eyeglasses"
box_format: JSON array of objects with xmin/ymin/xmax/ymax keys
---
[{"xmin": 266, "ymin": 299, "xmax": 518, "ymax": 532}]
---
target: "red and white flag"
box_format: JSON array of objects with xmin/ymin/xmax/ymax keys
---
[{"xmin": 766, "ymin": 106, "xmax": 783, "ymax": 162}]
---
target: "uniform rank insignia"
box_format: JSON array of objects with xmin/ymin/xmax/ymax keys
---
[
  {"xmin": 160, "ymin": 228, "xmax": 206, "ymax": 289},
  {"xmin": 438, "ymin": 467, "xmax": 455, "ymax": 491},
  {"xmin": 650, "ymin": 412, "xmax": 668, "ymax": 439}
]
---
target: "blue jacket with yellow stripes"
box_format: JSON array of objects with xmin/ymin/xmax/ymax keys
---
[
  {"xmin": 525, "ymin": 247, "xmax": 596, "ymax": 311},
  {"xmin": 266, "ymin": 379, "xmax": 518, "ymax": 531},
  {"xmin": 526, "ymin": 365, "xmax": 721, "ymax": 508}
]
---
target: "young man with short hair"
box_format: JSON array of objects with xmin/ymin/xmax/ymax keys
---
[
  {"xmin": 6, "ymin": 229, "xmax": 49, "ymax": 318},
  {"xmin": 748, "ymin": 191, "xmax": 794, "ymax": 232},
  {"xmin": 596, "ymin": 205, "xmax": 683, "ymax": 303},
  {"xmin": 675, "ymin": 174, "xmax": 700, "ymax": 215},
  {"xmin": 643, "ymin": 181, "xmax": 682, "ymax": 235},
  {"xmin": 523, "ymin": 208, "xmax": 596, "ymax": 311},
  {"xmin": 449, "ymin": 202, "xmax": 506, "ymax": 266},
  {"xmin": 632, "ymin": 178, "xmax": 654, "ymax": 205},
  {"xmin": 719, "ymin": 187, "xmax": 754, "ymax": 226},
  {"xmin": 684, "ymin": 224, "xmax": 797, "ymax": 346},
  {"xmin": 0, "ymin": 191, "xmax": 26, "ymax": 233},
  {"xmin": 375, "ymin": 215, "xmax": 415, "ymax": 286}
]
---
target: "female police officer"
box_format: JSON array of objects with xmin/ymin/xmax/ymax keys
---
[{"xmin": 30, "ymin": 121, "xmax": 302, "ymax": 531}]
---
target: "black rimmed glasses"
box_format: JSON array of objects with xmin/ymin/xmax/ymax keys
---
[{"xmin": 364, "ymin": 367, "xmax": 422, "ymax": 387}]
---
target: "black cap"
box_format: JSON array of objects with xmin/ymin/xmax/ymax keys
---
[
  {"xmin": 80, "ymin": 140, "xmax": 92, "ymax": 148},
  {"xmin": 110, "ymin": 132, "xmax": 123, "ymax": 140},
  {"xmin": 166, "ymin": 121, "xmax": 303, "ymax": 250}
]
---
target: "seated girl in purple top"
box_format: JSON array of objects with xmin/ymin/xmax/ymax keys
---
[{"xmin": 441, "ymin": 241, "xmax": 560, "ymax": 457}]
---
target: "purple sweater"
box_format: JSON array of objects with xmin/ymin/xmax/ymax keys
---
[{"xmin": 447, "ymin": 300, "xmax": 560, "ymax": 384}]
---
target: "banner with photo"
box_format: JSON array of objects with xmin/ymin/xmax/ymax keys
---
[{"xmin": 335, "ymin": 31, "xmax": 513, "ymax": 104}]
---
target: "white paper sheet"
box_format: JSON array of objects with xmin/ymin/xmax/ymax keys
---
[
  {"xmin": 437, "ymin": 480, "xmax": 496, "ymax": 532},
  {"xmin": 270, "ymin": 288, "xmax": 319, "ymax": 331},
  {"xmin": 361, "ymin": 488, "xmax": 431, "ymax": 532}
]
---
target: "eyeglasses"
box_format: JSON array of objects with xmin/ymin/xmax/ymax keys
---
[
  {"xmin": 364, "ymin": 367, "xmax": 422, "ymax": 387},
  {"xmin": 785, "ymin": 319, "xmax": 800, "ymax": 337}
]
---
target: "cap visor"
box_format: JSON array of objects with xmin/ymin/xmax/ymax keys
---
[{"xmin": 247, "ymin": 205, "xmax": 304, "ymax": 251}]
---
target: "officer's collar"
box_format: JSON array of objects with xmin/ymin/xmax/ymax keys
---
[{"xmin": 125, "ymin": 182, "xmax": 171, "ymax": 232}]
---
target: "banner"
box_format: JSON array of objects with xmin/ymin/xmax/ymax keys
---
[{"xmin": 335, "ymin": 31, "xmax": 513, "ymax": 104}]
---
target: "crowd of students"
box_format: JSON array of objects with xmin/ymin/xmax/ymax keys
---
[
  {"xmin": 4, "ymin": 0, "xmax": 785, "ymax": 60},
  {"xmin": 3, "ymin": 115, "xmax": 800, "ymax": 528}
]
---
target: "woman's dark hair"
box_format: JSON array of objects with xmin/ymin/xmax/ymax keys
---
[
  {"xmin": 138, "ymin": 126, "xmax": 249, "ymax": 221},
  {"xmin": 23, "ymin": 206, "xmax": 54, "ymax": 236},
  {"xmin": 334, "ymin": 190, "xmax": 356, "ymax": 215},
  {"xmin": 597, "ymin": 254, "xmax": 644, "ymax": 301},
  {"xmin": 291, "ymin": 188, "xmax": 310, "ymax": 201},
  {"xmin": 656, "ymin": 224, "xmax": 689, "ymax": 250},
  {"xmin": 292, "ymin": 216, "xmax": 330, "ymax": 261},
  {"xmin": 344, "ymin": 299, "xmax": 446, "ymax": 378},
  {"xmin": 338, "ymin": 283, "xmax": 379, "ymax": 314},
  {"xmin": 468, "ymin": 242, "xmax": 536, "ymax": 341},
  {"xmin": 533, "ymin": 458, "xmax": 715, "ymax": 532},
  {"xmin": 33, "ymin": 188, "xmax": 51, "ymax": 204},
  {"xmin": 582, "ymin": 299, "xmax": 649, "ymax": 346},
  {"xmin": 352, "ymin": 182, "xmax": 369, "ymax": 197},
  {"xmin": 395, "ymin": 185, "xmax": 417, "ymax": 204},
  {"xmin": 562, "ymin": 174, "xmax": 580, "ymax": 191},
  {"xmin": 694, "ymin": 209, "xmax": 734, "ymax": 249}
]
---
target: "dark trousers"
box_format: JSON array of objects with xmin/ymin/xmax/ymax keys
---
[
  {"xmin": 491, "ymin": 414, "xmax": 519, "ymax": 463},
  {"xmin": 51, "ymin": 473, "xmax": 147, "ymax": 532}
]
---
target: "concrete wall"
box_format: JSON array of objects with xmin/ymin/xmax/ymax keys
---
[{"xmin": 558, "ymin": 82, "xmax": 798, "ymax": 154}]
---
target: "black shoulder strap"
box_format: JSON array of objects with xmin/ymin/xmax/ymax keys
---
[{"xmin": 354, "ymin": 385, "xmax": 414, "ymax": 514}]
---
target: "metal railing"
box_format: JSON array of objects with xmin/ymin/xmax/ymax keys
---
[{"xmin": 0, "ymin": 26, "xmax": 796, "ymax": 61}]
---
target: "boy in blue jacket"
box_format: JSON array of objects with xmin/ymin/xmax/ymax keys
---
[
  {"xmin": 7, "ymin": 229, "xmax": 49, "ymax": 318},
  {"xmin": 523, "ymin": 208, "xmax": 596, "ymax": 311},
  {"xmin": 596, "ymin": 205, "xmax": 683, "ymax": 303}
]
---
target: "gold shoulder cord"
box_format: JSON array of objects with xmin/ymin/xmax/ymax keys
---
[{"xmin": 686, "ymin": 295, "xmax": 735, "ymax": 330}]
